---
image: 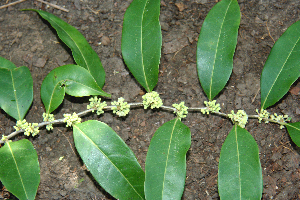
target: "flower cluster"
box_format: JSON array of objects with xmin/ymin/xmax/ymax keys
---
[
  {"xmin": 270, "ymin": 113, "xmax": 290, "ymax": 129},
  {"xmin": 142, "ymin": 91, "xmax": 163, "ymax": 109},
  {"xmin": 63, "ymin": 112, "xmax": 81, "ymax": 127},
  {"xmin": 201, "ymin": 100, "xmax": 221, "ymax": 115},
  {"xmin": 172, "ymin": 102, "xmax": 188, "ymax": 119},
  {"xmin": 111, "ymin": 97, "xmax": 130, "ymax": 117},
  {"xmin": 1, "ymin": 135, "xmax": 8, "ymax": 142},
  {"xmin": 256, "ymin": 109, "xmax": 270, "ymax": 123},
  {"xmin": 14, "ymin": 119, "xmax": 39, "ymax": 136},
  {"xmin": 87, "ymin": 96, "xmax": 107, "ymax": 115},
  {"xmin": 228, "ymin": 110, "xmax": 248, "ymax": 128},
  {"xmin": 43, "ymin": 113, "xmax": 55, "ymax": 131}
]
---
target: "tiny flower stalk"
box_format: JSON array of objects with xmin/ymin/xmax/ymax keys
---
[
  {"xmin": 142, "ymin": 91, "xmax": 163, "ymax": 109},
  {"xmin": 172, "ymin": 102, "xmax": 188, "ymax": 119},
  {"xmin": 111, "ymin": 97, "xmax": 130, "ymax": 117}
]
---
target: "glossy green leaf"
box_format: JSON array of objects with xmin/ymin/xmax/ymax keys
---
[
  {"xmin": 27, "ymin": 9, "xmax": 106, "ymax": 88},
  {"xmin": 41, "ymin": 64, "xmax": 110, "ymax": 114},
  {"xmin": 73, "ymin": 120, "xmax": 145, "ymax": 200},
  {"xmin": 218, "ymin": 125, "xmax": 262, "ymax": 200},
  {"xmin": 121, "ymin": 0, "xmax": 162, "ymax": 92},
  {"xmin": 0, "ymin": 57, "xmax": 33, "ymax": 120},
  {"xmin": 144, "ymin": 118, "xmax": 191, "ymax": 200},
  {"xmin": 261, "ymin": 20, "xmax": 300, "ymax": 109},
  {"xmin": 285, "ymin": 122, "xmax": 300, "ymax": 147},
  {"xmin": 0, "ymin": 139, "xmax": 40, "ymax": 200},
  {"xmin": 197, "ymin": 0, "xmax": 240, "ymax": 100}
]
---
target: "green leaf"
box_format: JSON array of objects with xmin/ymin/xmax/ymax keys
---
[
  {"xmin": 197, "ymin": 0, "xmax": 240, "ymax": 100},
  {"xmin": 261, "ymin": 20, "xmax": 300, "ymax": 109},
  {"xmin": 144, "ymin": 118, "xmax": 191, "ymax": 200},
  {"xmin": 0, "ymin": 139, "xmax": 40, "ymax": 200},
  {"xmin": 285, "ymin": 122, "xmax": 300, "ymax": 147},
  {"xmin": 0, "ymin": 57, "xmax": 33, "ymax": 120},
  {"xmin": 218, "ymin": 125, "xmax": 262, "ymax": 200},
  {"xmin": 121, "ymin": 0, "xmax": 162, "ymax": 92},
  {"xmin": 73, "ymin": 120, "xmax": 145, "ymax": 200},
  {"xmin": 26, "ymin": 9, "xmax": 106, "ymax": 88},
  {"xmin": 41, "ymin": 64, "xmax": 110, "ymax": 114}
]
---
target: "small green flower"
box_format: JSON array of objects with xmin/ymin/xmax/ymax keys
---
[
  {"xmin": 228, "ymin": 110, "xmax": 248, "ymax": 128},
  {"xmin": 172, "ymin": 102, "xmax": 188, "ymax": 119},
  {"xmin": 111, "ymin": 97, "xmax": 130, "ymax": 117},
  {"xmin": 270, "ymin": 113, "xmax": 291, "ymax": 129},
  {"xmin": 43, "ymin": 113, "xmax": 55, "ymax": 131},
  {"xmin": 201, "ymin": 100, "xmax": 221, "ymax": 115},
  {"xmin": 87, "ymin": 96, "xmax": 107, "ymax": 115},
  {"xmin": 63, "ymin": 112, "xmax": 81, "ymax": 127},
  {"xmin": 14, "ymin": 119, "xmax": 27, "ymax": 131},
  {"xmin": 142, "ymin": 91, "xmax": 163, "ymax": 109},
  {"xmin": 1, "ymin": 135, "xmax": 8, "ymax": 142},
  {"xmin": 256, "ymin": 109, "xmax": 270, "ymax": 123}
]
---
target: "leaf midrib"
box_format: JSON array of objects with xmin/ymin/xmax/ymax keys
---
[
  {"xmin": 161, "ymin": 118, "xmax": 179, "ymax": 198},
  {"xmin": 261, "ymin": 36, "xmax": 300, "ymax": 109},
  {"xmin": 140, "ymin": 0, "xmax": 151, "ymax": 92},
  {"xmin": 74, "ymin": 124, "xmax": 144, "ymax": 199},
  {"xmin": 40, "ymin": 12, "xmax": 90, "ymax": 74},
  {"xmin": 7, "ymin": 142, "xmax": 29, "ymax": 199},
  {"xmin": 209, "ymin": 1, "xmax": 232, "ymax": 100},
  {"xmin": 234, "ymin": 125, "xmax": 242, "ymax": 199},
  {"xmin": 47, "ymin": 78, "xmax": 101, "ymax": 113}
]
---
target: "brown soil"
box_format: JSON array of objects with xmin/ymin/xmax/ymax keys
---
[{"xmin": 0, "ymin": 0, "xmax": 300, "ymax": 199}]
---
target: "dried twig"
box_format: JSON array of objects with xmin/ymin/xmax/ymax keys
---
[
  {"xmin": 0, "ymin": 0, "xmax": 27, "ymax": 9},
  {"xmin": 266, "ymin": 21, "xmax": 275, "ymax": 44},
  {"xmin": 36, "ymin": 0, "xmax": 69, "ymax": 12}
]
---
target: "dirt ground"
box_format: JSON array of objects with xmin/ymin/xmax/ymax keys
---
[{"xmin": 0, "ymin": 0, "xmax": 300, "ymax": 199}]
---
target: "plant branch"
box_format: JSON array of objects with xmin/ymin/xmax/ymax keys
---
[{"xmin": 0, "ymin": 102, "xmax": 287, "ymax": 144}]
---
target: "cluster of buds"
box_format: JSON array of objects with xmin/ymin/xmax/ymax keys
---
[
  {"xmin": 14, "ymin": 119, "xmax": 39, "ymax": 136},
  {"xmin": 256, "ymin": 109, "xmax": 270, "ymax": 123},
  {"xmin": 43, "ymin": 113, "xmax": 55, "ymax": 131},
  {"xmin": 142, "ymin": 91, "xmax": 163, "ymax": 109},
  {"xmin": 270, "ymin": 113, "xmax": 291, "ymax": 129},
  {"xmin": 63, "ymin": 112, "xmax": 81, "ymax": 127},
  {"xmin": 228, "ymin": 110, "xmax": 248, "ymax": 128},
  {"xmin": 172, "ymin": 102, "xmax": 188, "ymax": 119},
  {"xmin": 201, "ymin": 100, "xmax": 221, "ymax": 115},
  {"xmin": 256, "ymin": 109, "xmax": 290, "ymax": 129},
  {"xmin": 87, "ymin": 96, "xmax": 107, "ymax": 115},
  {"xmin": 111, "ymin": 97, "xmax": 130, "ymax": 117}
]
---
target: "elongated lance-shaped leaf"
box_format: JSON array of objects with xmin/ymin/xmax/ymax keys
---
[
  {"xmin": 41, "ymin": 64, "xmax": 110, "ymax": 114},
  {"xmin": 261, "ymin": 20, "xmax": 300, "ymax": 109},
  {"xmin": 0, "ymin": 56, "xmax": 33, "ymax": 120},
  {"xmin": 0, "ymin": 139, "xmax": 40, "ymax": 200},
  {"xmin": 285, "ymin": 122, "xmax": 300, "ymax": 147},
  {"xmin": 121, "ymin": 0, "xmax": 162, "ymax": 92},
  {"xmin": 144, "ymin": 118, "xmax": 191, "ymax": 200},
  {"xmin": 197, "ymin": 0, "xmax": 240, "ymax": 100},
  {"xmin": 26, "ymin": 9, "xmax": 106, "ymax": 88},
  {"xmin": 218, "ymin": 125, "xmax": 263, "ymax": 200},
  {"xmin": 73, "ymin": 120, "xmax": 145, "ymax": 200}
]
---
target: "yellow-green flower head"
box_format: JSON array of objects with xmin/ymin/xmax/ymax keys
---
[
  {"xmin": 63, "ymin": 112, "xmax": 81, "ymax": 127},
  {"xmin": 87, "ymin": 96, "xmax": 107, "ymax": 115},
  {"xmin": 111, "ymin": 97, "xmax": 130, "ymax": 117},
  {"xmin": 172, "ymin": 102, "xmax": 188, "ymax": 119},
  {"xmin": 142, "ymin": 91, "xmax": 163, "ymax": 109},
  {"xmin": 228, "ymin": 110, "xmax": 248, "ymax": 128},
  {"xmin": 201, "ymin": 100, "xmax": 221, "ymax": 115}
]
